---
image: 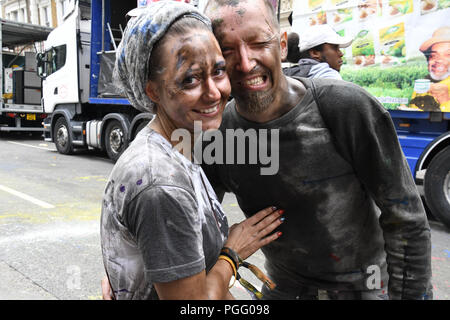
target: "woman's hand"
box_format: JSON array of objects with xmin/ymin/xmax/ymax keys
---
[
  {"xmin": 225, "ymin": 206, "xmax": 284, "ymax": 260},
  {"xmin": 101, "ymin": 207, "xmax": 283, "ymax": 300},
  {"xmin": 101, "ymin": 275, "xmax": 113, "ymax": 300}
]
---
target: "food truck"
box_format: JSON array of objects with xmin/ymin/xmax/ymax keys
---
[{"xmin": 291, "ymin": 0, "xmax": 450, "ymax": 227}]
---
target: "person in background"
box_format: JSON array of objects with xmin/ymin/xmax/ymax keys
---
[
  {"xmin": 100, "ymin": 1, "xmax": 283, "ymax": 300},
  {"xmin": 290, "ymin": 24, "xmax": 353, "ymax": 79},
  {"xmin": 282, "ymin": 32, "xmax": 303, "ymax": 77}
]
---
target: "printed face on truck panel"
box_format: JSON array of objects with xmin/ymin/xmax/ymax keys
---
[
  {"xmin": 428, "ymin": 42, "xmax": 450, "ymax": 81},
  {"xmin": 209, "ymin": 0, "xmax": 285, "ymax": 114},
  {"xmin": 146, "ymin": 29, "xmax": 230, "ymax": 133}
]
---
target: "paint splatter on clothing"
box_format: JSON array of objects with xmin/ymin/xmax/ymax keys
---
[
  {"xmin": 202, "ymin": 78, "xmax": 432, "ymax": 299},
  {"xmin": 101, "ymin": 126, "xmax": 228, "ymax": 299}
]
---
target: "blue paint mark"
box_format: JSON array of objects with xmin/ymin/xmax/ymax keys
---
[
  {"xmin": 302, "ymin": 172, "xmax": 353, "ymax": 185},
  {"xmin": 120, "ymin": 185, "xmax": 125, "ymax": 192},
  {"xmin": 114, "ymin": 288, "xmax": 132, "ymax": 294},
  {"xmin": 136, "ymin": 179, "xmax": 143, "ymax": 186},
  {"xmin": 421, "ymin": 292, "xmax": 431, "ymax": 300},
  {"xmin": 386, "ymin": 197, "xmax": 409, "ymax": 206},
  {"xmin": 118, "ymin": 50, "xmax": 126, "ymax": 64},
  {"xmin": 444, "ymin": 249, "xmax": 450, "ymax": 258},
  {"xmin": 149, "ymin": 22, "xmax": 162, "ymax": 35}
]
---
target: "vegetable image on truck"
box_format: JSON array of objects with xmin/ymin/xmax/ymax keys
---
[{"xmin": 291, "ymin": 0, "xmax": 450, "ymax": 227}]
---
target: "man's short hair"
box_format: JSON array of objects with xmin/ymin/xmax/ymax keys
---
[
  {"xmin": 204, "ymin": 0, "xmax": 279, "ymax": 32},
  {"xmin": 287, "ymin": 32, "xmax": 301, "ymax": 63}
]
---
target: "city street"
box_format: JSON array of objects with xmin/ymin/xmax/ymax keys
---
[{"xmin": 0, "ymin": 131, "xmax": 449, "ymax": 300}]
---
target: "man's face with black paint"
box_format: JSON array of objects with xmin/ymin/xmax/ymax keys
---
[{"xmin": 208, "ymin": 0, "xmax": 284, "ymax": 114}]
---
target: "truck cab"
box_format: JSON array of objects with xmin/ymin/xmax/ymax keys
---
[{"xmin": 37, "ymin": 0, "xmax": 153, "ymax": 161}]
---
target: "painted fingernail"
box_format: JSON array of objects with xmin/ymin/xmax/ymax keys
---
[
  {"xmin": 277, "ymin": 231, "xmax": 282, "ymax": 237},
  {"xmin": 279, "ymin": 209, "xmax": 285, "ymax": 215},
  {"xmin": 280, "ymin": 217, "xmax": 285, "ymax": 222},
  {"xmin": 271, "ymin": 206, "xmax": 277, "ymax": 211}
]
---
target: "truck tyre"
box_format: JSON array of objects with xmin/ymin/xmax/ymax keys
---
[
  {"xmin": 132, "ymin": 120, "xmax": 149, "ymax": 140},
  {"xmin": 54, "ymin": 117, "xmax": 74, "ymax": 155},
  {"xmin": 424, "ymin": 146, "xmax": 450, "ymax": 229},
  {"xmin": 105, "ymin": 120, "xmax": 126, "ymax": 162}
]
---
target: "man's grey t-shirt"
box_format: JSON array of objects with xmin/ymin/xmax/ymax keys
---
[
  {"xmin": 101, "ymin": 127, "xmax": 228, "ymax": 299},
  {"xmin": 202, "ymin": 78, "xmax": 431, "ymax": 299}
]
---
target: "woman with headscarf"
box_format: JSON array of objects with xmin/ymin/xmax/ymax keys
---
[{"xmin": 100, "ymin": 1, "xmax": 284, "ymax": 300}]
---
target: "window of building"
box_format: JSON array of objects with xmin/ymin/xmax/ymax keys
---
[
  {"xmin": 42, "ymin": 6, "xmax": 51, "ymax": 27},
  {"xmin": 22, "ymin": 8, "xmax": 27, "ymax": 23},
  {"xmin": 11, "ymin": 11, "xmax": 18, "ymax": 21},
  {"xmin": 62, "ymin": 0, "xmax": 71, "ymax": 16}
]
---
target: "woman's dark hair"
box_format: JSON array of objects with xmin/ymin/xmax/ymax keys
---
[{"xmin": 147, "ymin": 17, "xmax": 212, "ymax": 81}]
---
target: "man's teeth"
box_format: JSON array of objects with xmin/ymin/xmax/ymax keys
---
[
  {"xmin": 245, "ymin": 76, "xmax": 264, "ymax": 86},
  {"xmin": 199, "ymin": 105, "xmax": 218, "ymax": 114}
]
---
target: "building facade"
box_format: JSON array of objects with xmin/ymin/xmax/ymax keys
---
[
  {"xmin": 279, "ymin": 0, "xmax": 293, "ymax": 34},
  {"xmin": 2, "ymin": 0, "xmax": 293, "ymax": 30},
  {"xmin": 1, "ymin": 0, "xmax": 71, "ymax": 28}
]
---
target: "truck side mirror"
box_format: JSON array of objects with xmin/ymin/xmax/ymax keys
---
[{"xmin": 36, "ymin": 53, "xmax": 47, "ymax": 79}]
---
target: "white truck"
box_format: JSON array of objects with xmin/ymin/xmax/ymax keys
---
[
  {"xmin": 37, "ymin": 0, "xmax": 158, "ymax": 161},
  {"xmin": 0, "ymin": 19, "xmax": 52, "ymax": 132}
]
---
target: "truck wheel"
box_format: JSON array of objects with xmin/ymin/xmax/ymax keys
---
[
  {"xmin": 132, "ymin": 120, "xmax": 149, "ymax": 140},
  {"xmin": 424, "ymin": 146, "xmax": 450, "ymax": 229},
  {"xmin": 105, "ymin": 120, "xmax": 126, "ymax": 162},
  {"xmin": 54, "ymin": 117, "xmax": 74, "ymax": 155}
]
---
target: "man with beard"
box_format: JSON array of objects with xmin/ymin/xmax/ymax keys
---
[
  {"xmin": 420, "ymin": 26, "xmax": 450, "ymax": 111},
  {"xmin": 202, "ymin": 0, "xmax": 432, "ymax": 300}
]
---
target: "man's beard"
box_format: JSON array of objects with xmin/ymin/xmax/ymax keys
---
[
  {"xmin": 429, "ymin": 66, "xmax": 450, "ymax": 81},
  {"xmin": 232, "ymin": 65, "xmax": 275, "ymax": 114},
  {"xmin": 236, "ymin": 90, "xmax": 274, "ymax": 114}
]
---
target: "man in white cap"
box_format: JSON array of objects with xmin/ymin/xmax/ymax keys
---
[{"xmin": 292, "ymin": 24, "xmax": 353, "ymax": 80}]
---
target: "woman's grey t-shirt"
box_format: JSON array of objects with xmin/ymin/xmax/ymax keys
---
[{"xmin": 101, "ymin": 126, "xmax": 228, "ymax": 299}]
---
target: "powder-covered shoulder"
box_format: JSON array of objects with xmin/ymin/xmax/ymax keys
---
[
  {"xmin": 108, "ymin": 128, "xmax": 196, "ymax": 203},
  {"xmin": 311, "ymin": 78, "xmax": 388, "ymax": 119}
]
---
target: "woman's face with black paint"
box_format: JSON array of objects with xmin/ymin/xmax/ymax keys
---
[{"xmin": 146, "ymin": 28, "xmax": 230, "ymax": 133}]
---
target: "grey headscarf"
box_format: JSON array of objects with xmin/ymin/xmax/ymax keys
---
[{"xmin": 113, "ymin": 1, "xmax": 212, "ymax": 113}]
